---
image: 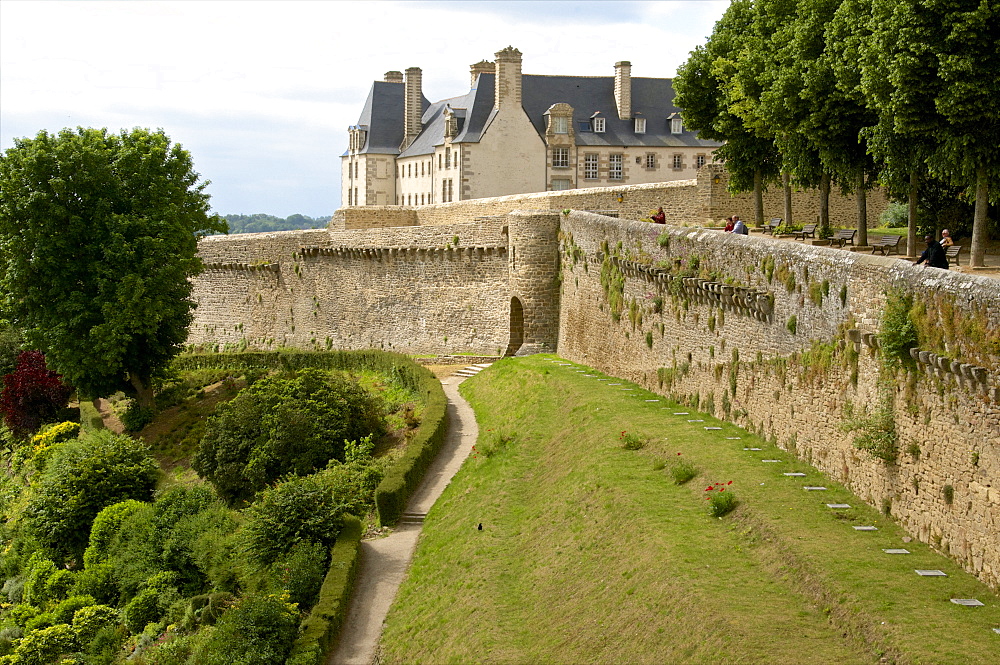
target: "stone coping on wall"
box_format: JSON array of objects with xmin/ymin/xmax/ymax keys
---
[{"xmin": 298, "ymin": 244, "xmax": 507, "ymax": 258}]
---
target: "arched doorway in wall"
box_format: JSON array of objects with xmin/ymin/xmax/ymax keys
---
[{"xmin": 505, "ymin": 296, "xmax": 524, "ymax": 356}]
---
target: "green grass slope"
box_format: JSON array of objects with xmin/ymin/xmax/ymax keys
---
[{"xmin": 378, "ymin": 355, "xmax": 998, "ymax": 665}]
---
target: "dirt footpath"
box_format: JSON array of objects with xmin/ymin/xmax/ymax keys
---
[{"xmin": 328, "ymin": 375, "xmax": 479, "ymax": 665}]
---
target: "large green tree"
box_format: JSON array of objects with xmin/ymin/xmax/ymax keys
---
[
  {"xmin": 866, "ymin": 0, "xmax": 999, "ymax": 266},
  {"xmin": 0, "ymin": 128, "xmax": 225, "ymax": 405}
]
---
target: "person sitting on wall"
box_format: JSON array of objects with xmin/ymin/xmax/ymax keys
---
[
  {"xmin": 652, "ymin": 207, "xmax": 666, "ymax": 224},
  {"xmin": 914, "ymin": 234, "xmax": 949, "ymax": 269},
  {"xmin": 940, "ymin": 229, "xmax": 954, "ymax": 248},
  {"xmin": 724, "ymin": 216, "xmax": 734, "ymax": 232},
  {"xmin": 732, "ymin": 216, "xmax": 748, "ymax": 235}
]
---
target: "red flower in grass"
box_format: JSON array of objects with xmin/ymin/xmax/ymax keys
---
[{"xmin": 727, "ymin": 481, "xmax": 733, "ymax": 485}]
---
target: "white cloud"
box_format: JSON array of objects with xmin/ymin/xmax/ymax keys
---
[{"xmin": 1, "ymin": 0, "xmax": 728, "ymax": 216}]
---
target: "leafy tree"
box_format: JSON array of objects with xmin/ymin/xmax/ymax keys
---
[
  {"xmin": 0, "ymin": 127, "xmax": 226, "ymax": 407},
  {"xmin": 674, "ymin": 0, "xmax": 782, "ymax": 226},
  {"xmin": 3, "ymin": 623, "xmax": 78, "ymax": 665},
  {"xmin": 190, "ymin": 592, "xmax": 299, "ymax": 665},
  {"xmin": 194, "ymin": 368, "xmax": 385, "ymax": 504},
  {"xmin": 866, "ymin": 0, "xmax": 999, "ymax": 266},
  {"xmin": 0, "ymin": 351, "xmax": 72, "ymax": 439},
  {"xmin": 221, "ymin": 213, "xmax": 331, "ymax": 235},
  {"xmin": 23, "ymin": 430, "xmax": 158, "ymax": 564},
  {"xmin": 0, "ymin": 321, "xmax": 23, "ymax": 378}
]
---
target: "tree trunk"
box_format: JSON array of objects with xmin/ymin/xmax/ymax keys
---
[
  {"xmin": 782, "ymin": 171, "xmax": 792, "ymax": 226},
  {"xmin": 819, "ymin": 172, "xmax": 831, "ymax": 237},
  {"xmin": 907, "ymin": 171, "xmax": 919, "ymax": 259},
  {"xmin": 754, "ymin": 169, "xmax": 764, "ymax": 227},
  {"xmin": 128, "ymin": 371, "xmax": 155, "ymax": 410},
  {"xmin": 856, "ymin": 170, "xmax": 868, "ymax": 247},
  {"xmin": 970, "ymin": 164, "xmax": 988, "ymax": 268}
]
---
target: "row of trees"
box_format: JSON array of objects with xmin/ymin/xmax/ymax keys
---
[
  {"xmin": 675, "ymin": 0, "xmax": 998, "ymax": 265},
  {"xmin": 221, "ymin": 214, "xmax": 331, "ymax": 235}
]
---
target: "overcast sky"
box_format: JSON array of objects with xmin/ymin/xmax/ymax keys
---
[{"xmin": 1, "ymin": 0, "xmax": 728, "ymax": 217}]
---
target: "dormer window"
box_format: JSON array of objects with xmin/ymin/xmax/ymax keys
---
[
  {"xmin": 634, "ymin": 118, "xmax": 646, "ymax": 134},
  {"xmin": 670, "ymin": 115, "xmax": 683, "ymax": 135},
  {"xmin": 552, "ymin": 116, "xmax": 568, "ymax": 134},
  {"xmin": 593, "ymin": 116, "xmax": 606, "ymax": 133}
]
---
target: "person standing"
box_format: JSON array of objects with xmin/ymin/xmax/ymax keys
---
[
  {"xmin": 914, "ymin": 235, "xmax": 949, "ymax": 269},
  {"xmin": 652, "ymin": 207, "xmax": 666, "ymax": 224}
]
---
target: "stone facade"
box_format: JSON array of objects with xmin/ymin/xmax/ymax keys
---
[{"xmin": 190, "ymin": 178, "xmax": 998, "ymax": 590}]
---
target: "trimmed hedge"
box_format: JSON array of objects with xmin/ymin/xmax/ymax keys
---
[
  {"xmin": 284, "ymin": 515, "xmax": 363, "ymax": 665},
  {"xmin": 171, "ymin": 349, "xmax": 449, "ymax": 526}
]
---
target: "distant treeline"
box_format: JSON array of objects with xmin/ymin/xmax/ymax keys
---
[{"xmin": 219, "ymin": 213, "xmax": 332, "ymax": 234}]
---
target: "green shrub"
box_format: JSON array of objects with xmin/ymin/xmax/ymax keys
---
[
  {"xmin": 478, "ymin": 430, "xmax": 516, "ymax": 458},
  {"xmin": 786, "ymin": 315, "xmax": 797, "ymax": 335},
  {"xmin": 241, "ymin": 474, "xmax": 348, "ymax": 568},
  {"xmin": 44, "ymin": 569, "xmax": 74, "ymax": 601},
  {"xmin": 194, "ymin": 368, "xmax": 385, "ymax": 505},
  {"xmin": 706, "ymin": 485, "xmax": 737, "ymax": 517},
  {"xmin": 669, "ymin": 459, "xmax": 698, "ymax": 485},
  {"xmin": 179, "ymin": 592, "xmax": 233, "ymax": 631},
  {"xmin": 841, "ymin": 390, "xmax": 898, "ymax": 463},
  {"xmin": 275, "ymin": 540, "xmax": 328, "ymax": 610},
  {"xmin": 879, "ymin": 201, "xmax": 909, "ymax": 228},
  {"xmin": 619, "ymin": 431, "xmax": 647, "ymax": 450},
  {"xmin": 51, "ymin": 594, "xmax": 95, "ymax": 625},
  {"xmin": 190, "ymin": 593, "xmax": 299, "ymax": 665},
  {"xmin": 878, "ymin": 289, "xmax": 918, "ymax": 367},
  {"xmin": 21, "ymin": 554, "xmax": 56, "ymax": 605},
  {"xmin": 5, "ymin": 623, "xmax": 78, "ymax": 665},
  {"xmin": 23, "ymin": 430, "xmax": 158, "ymax": 564},
  {"xmin": 286, "ymin": 515, "xmax": 362, "ymax": 665},
  {"xmin": 72, "ymin": 604, "xmax": 121, "ymax": 646},
  {"xmin": 72, "ymin": 563, "xmax": 117, "ymax": 605},
  {"xmin": 119, "ymin": 400, "xmax": 154, "ymax": 432},
  {"xmin": 122, "ymin": 587, "xmax": 164, "ymax": 634}
]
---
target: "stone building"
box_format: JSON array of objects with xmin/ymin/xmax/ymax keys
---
[{"xmin": 341, "ymin": 46, "xmax": 721, "ymax": 207}]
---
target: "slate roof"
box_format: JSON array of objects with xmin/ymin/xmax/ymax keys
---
[{"xmin": 350, "ymin": 71, "xmax": 719, "ymax": 157}]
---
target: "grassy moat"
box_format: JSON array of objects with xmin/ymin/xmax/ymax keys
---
[{"xmin": 378, "ymin": 355, "xmax": 998, "ymax": 665}]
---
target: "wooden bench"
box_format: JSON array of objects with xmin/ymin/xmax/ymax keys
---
[
  {"xmin": 761, "ymin": 218, "xmax": 782, "ymax": 234},
  {"xmin": 870, "ymin": 235, "xmax": 902, "ymax": 255},
  {"xmin": 831, "ymin": 229, "xmax": 857, "ymax": 248},
  {"xmin": 945, "ymin": 244, "xmax": 962, "ymax": 267},
  {"xmin": 793, "ymin": 224, "xmax": 817, "ymax": 240}
]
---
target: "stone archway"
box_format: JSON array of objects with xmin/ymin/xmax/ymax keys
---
[{"xmin": 505, "ymin": 296, "xmax": 524, "ymax": 356}]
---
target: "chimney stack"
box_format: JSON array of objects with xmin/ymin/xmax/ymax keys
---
[
  {"xmin": 615, "ymin": 61, "xmax": 632, "ymax": 120},
  {"xmin": 494, "ymin": 46, "xmax": 522, "ymax": 111},
  {"xmin": 470, "ymin": 60, "xmax": 496, "ymax": 87},
  {"xmin": 403, "ymin": 67, "xmax": 422, "ymax": 150},
  {"xmin": 384, "ymin": 71, "xmax": 404, "ymax": 83}
]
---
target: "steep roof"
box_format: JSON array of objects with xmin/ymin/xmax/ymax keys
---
[
  {"xmin": 351, "ymin": 81, "xmax": 430, "ymax": 155},
  {"xmin": 352, "ymin": 70, "xmax": 719, "ymax": 157}
]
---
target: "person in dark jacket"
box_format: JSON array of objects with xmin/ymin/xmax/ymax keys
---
[
  {"xmin": 914, "ymin": 235, "xmax": 949, "ymax": 269},
  {"xmin": 652, "ymin": 207, "xmax": 666, "ymax": 224}
]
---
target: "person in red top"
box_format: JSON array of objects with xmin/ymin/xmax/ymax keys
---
[
  {"xmin": 652, "ymin": 207, "xmax": 666, "ymax": 224},
  {"xmin": 724, "ymin": 216, "xmax": 734, "ymax": 232}
]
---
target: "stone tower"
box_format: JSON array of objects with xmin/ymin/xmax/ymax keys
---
[{"xmin": 506, "ymin": 210, "xmax": 560, "ymax": 355}]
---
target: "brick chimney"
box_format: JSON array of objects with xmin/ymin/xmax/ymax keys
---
[
  {"xmin": 384, "ymin": 71, "xmax": 403, "ymax": 83},
  {"xmin": 494, "ymin": 46, "xmax": 522, "ymax": 111},
  {"xmin": 614, "ymin": 61, "xmax": 632, "ymax": 120},
  {"xmin": 470, "ymin": 59, "xmax": 495, "ymax": 87},
  {"xmin": 403, "ymin": 67, "xmax": 422, "ymax": 150}
]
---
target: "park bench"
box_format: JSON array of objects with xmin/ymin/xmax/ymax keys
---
[
  {"xmin": 831, "ymin": 229, "xmax": 857, "ymax": 248},
  {"xmin": 761, "ymin": 218, "xmax": 782, "ymax": 234},
  {"xmin": 793, "ymin": 224, "xmax": 817, "ymax": 240},
  {"xmin": 870, "ymin": 235, "xmax": 902, "ymax": 255},
  {"xmin": 945, "ymin": 245, "xmax": 962, "ymax": 267}
]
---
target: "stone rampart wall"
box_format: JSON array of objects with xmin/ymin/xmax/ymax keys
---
[
  {"xmin": 555, "ymin": 212, "xmax": 1000, "ymax": 588},
  {"xmin": 191, "ymin": 225, "xmax": 511, "ymax": 355}
]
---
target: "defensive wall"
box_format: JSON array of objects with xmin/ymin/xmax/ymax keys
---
[{"xmin": 189, "ymin": 174, "xmax": 998, "ymax": 589}]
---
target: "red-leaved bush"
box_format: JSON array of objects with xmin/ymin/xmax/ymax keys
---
[{"xmin": 0, "ymin": 350, "xmax": 73, "ymax": 438}]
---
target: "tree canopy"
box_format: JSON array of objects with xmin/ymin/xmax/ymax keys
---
[{"xmin": 0, "ymin": 127, "xmax": 226, "ymax": 405}]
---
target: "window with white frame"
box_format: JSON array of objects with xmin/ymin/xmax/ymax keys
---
[
  {"xmin": 671, "ymin": 117, "xmax": 683, "ymax": 134},
  {"xmin": 584, "ymin": 153, "xmax": 599, "ymax": 179},
  {"xmin": 672, "ymin": 154, "xmax": 683, "ymax": 169},
  {"xmin": 645, "ymin": 153, "xmax": 656, "ymax": 169},
  {"xmin": 552, "ymin": 116, "xmax": 568, "ymax": 134},
  {"xmin": 696, "ymin": 154, "xmax": 706, "ymax": 168},
  {"xmin": 552, "ymin": 147, "xmax": 569, "ymax": 168},
  {"xmin": 635, "ymin": 118, "xmax": 646, "ymax": 133},
  {"xmin": 593, "ymin": 117, "xmax": 605, "ymax": 133},
  {"xmin": 609, "ymin": 153, "xmax": 623, "ymax": 180},
  {"xmin": 551, "ymin": 179, "xmax": 571, "ymax": 191}
]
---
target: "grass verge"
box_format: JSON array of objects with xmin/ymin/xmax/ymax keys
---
[{"xmin": 378, "ymin": 355, "xmax": 998, "ymax": 665}]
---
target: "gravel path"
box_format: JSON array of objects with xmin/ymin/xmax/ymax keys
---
[{"xmin": 328, "ymin": 374, "xmax": 480, "ymax": 665}]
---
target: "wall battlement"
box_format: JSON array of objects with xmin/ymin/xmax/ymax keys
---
[{"xmin": 191, "ymin": 179, "xmax": 998, "ymax": 589}]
